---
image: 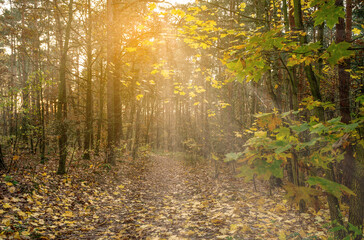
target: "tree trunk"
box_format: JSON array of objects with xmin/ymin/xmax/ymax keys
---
[
  {"xmin": 56, "ymin": 0, "xmax": 74, "ymax": 175},
  {"xmin": 96, "ymin": 61, "xmax": 104, "ymax": 155},
  {"xmin": 84, "ymin": 0, "xmax": 93, "ymax": 160},
  {"xmin": 293, "ymin": 0, "xmax": 344, "ymax": 234},
  {"xmin": 106, "ymin": 0, "xmax": 115, "ymax": 165},
  {"xmin": 336, "ymin": 0, "xmax": 364, "ymax": 235}
]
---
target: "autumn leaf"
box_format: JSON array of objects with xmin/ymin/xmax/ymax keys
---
[{"xmin": 63, "ymin": 211, "xmax": 74, "ymax": 218}]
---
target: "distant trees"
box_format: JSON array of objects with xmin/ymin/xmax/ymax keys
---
[{"xmin": 0, "ymin": 0, "xmax": 179, "ymax": 170}]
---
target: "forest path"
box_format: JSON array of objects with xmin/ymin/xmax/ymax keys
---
[
  {"xmin": 89, "ymin": 154, "xmax": 328, "ymax": 239},
  {"xmin": 2, "ymin": 153, "xmax": 329, "ymax": 239}
]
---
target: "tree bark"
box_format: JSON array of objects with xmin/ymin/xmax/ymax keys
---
[
  {"xmin": 106, "ymin": 0, "xmax": 115, "ymax": 165},
  {"xmin": 84, "ymin": 0, "xmax": 93, "ymax": 160},
  {"xmin": 56, "ymin": 0, "xmax": 74, "ymax": 174}
]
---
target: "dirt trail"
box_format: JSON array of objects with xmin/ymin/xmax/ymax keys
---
[
  {"xmin": 0, "ymin": 153, "xmax": 331, "ymax": 240},
  {"xmin": 89, "ymin": 154, "xmax": 327, "ymax": 240},
  {"xmin": 60, "ymin": 154, "xmax": 329, "ymax": 239}
]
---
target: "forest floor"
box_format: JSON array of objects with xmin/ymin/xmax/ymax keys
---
[{"xmin": 0, "ymin": 152, "xmax": 332, "ymax": 239}]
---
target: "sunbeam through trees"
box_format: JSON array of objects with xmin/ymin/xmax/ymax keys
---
[{"xmin": 0, "ymin": 0, "xmax": 363, "ymax": 239}]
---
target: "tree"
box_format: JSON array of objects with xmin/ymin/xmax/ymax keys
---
[
  {"xmin": 55, "ymin": 0, "xmax": 75, "ymax": 174},
  {"xmin": 83, "ymin": 0, "xmax": 93, "ymax": 160}
]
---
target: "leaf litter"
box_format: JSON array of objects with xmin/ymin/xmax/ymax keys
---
[{"xmin": 0, "ymin": 153, "xmax": 331, "ymax": 239}]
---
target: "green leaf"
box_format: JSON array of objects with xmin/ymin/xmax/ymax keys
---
[
  {"xmin": 348, "ymin": 223, "xmax": 363, "ymax": 237},
  {"xmin": 294, "ymin": 42, "xmax": 321, "ymax": 55},
  {"xmin": 310, "ymin": 123, "xmax": 328, "ymax": 134},
  {"xmin": 291, "ymin": 123, "xmax": 309, "ymax": 133},
  {"xmin": 226, "ymin": 59, "xmax": 243, "ymax": 72},
  {"xmin": 274, "ymin": 144, "xmax": 292, "ymax": 154},
  {"xmin": 237, "ymin": 165, "xmax": 255, "ymax": 181},
  {"xmin": 301, "ymin": 138, "xmax": 319, "ymax": 148},
  {"xmin": 280, "ymin": 111, "xmax": 291, "ymax": 118},
  {"xmin": 342, "ymin": 122, "xmax": 359, "ymax": 133},
  {"xmin": 327, "ymin": 117, "xmax": 341, "ymax": 124},
  {"xmin": 254, "ymin": 159, "xmax": 283, "ymax": 180},
  {"xmin": 313, "ymin": 0, "xmax": 345, "ymax": 29},
  {"xmin": 328, "ymin": 225, "xmax": 346, "ymax": 233},
  {"xmin": 224, "ymin": 152, "xmax": 243, "ymax": 162},
  {"xmin": 355, "ymin": 95, "xmax": 364, "ymax": 104},
  {"xmin": 307, "ymin": 176, "xmax": 355, "ymax": 199},
  {"xmin": 275, "ymin": 127, "xmax": 291, "ymax": 140},
  {"xmin": 326, "ymin": 41, "xmax": 353, "ymax": 65}
]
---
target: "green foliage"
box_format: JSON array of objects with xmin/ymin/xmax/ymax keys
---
[
  {"xmin": 237, "ymin": 100, "xmax": 363, "ymax": 210},
  {"xmin": 324, "ymin": 42, "xmax": 354, "ymax": 65},
  {"xmin": 224, "ymin": 152, "xmax": 243, "ymax": 162},
  {"xmin": 4, "ymin": 175, "xmax": 18, "ymax": 186},
  {"xmin": 311, "ymin": 0, "xmax": 345, "ymax": 29},
  {"xmin": 324, "ymin": 221, "xmax": 364, "ymax": 239},
  {"xmin": 306, "ymin": 176, "xmax": 355, "ymax": 199}
]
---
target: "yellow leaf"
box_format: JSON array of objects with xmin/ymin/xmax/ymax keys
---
[
  {"xmin": 63, "ymin": 211, "xmax": 74, "ymax": 218},
  {"xmin": 239, "ymin": 2, "xmax": 246, "ymax": 11},
  {"xmin": 161, "ymin": 70, "xmax": 171, "ymax": 78},
  {"xmin": 185, "ymin": 15, "xmax": 195, "ymax": 22},
  {"xmin": 13, "ymin": 231, "xmax": 20, "ymax": 239},
  {"xmin": 118, "ymin": 184, "xmax": 125, "ymax": 189},
  {"xmin": 2, "ymin": 218, "xmax": 11, "ymax": 226},
  {"xmin": 151, "ymin": 69, "xmax": 159, "ymax": 75},
  {"xmin": 230, "ymin": 224, "xmax": 238, "ymax": 232},
  {"xmin": 234, "ymin": 132, "xmax": 243, "ymax": 138},
  {"xmin": 189, "ymin": 92, "xmax": 196, "ymax": 98},
  {"xmin": 13, "ymin": 155, "xmax": 19, "ymax": 161},
  {"xmin": 65, "ymin": 220, "xmax": 76, "ymax": 226},
  {"xmin": 194, "ymin": 102, "xmax": 200, "ymax": 106},
  {"xmin": 9, "ymin": 186, "xmax": 16, "ymax": 193},
  {"xmin": 21, "ymin": 231, "xmax": 31, "ymax": 236},
  {"xmin": 46, "ymin": 208, "xmax": 54, "ymax": 214},
  {"xmin": 171, "ymin": 9, "xmax": 186, "ymax": 17},
  {"xmin": 279, "ymin": 230, "xmax": 286, "ymax": 240},
  {"xmin": 148, "ymin": 3, "xmax": 156, "ymax": 11},
  {"xmin": 3, "ymin": 203, "xmax": 11, "ymax": 209},
  {"xmin": 240, "ymin": 224, "xmax": 252, "ymax": 233},
  {"xmin": 137, "ymin": 25, "xmax": 146, "ymax": 30},
  {"xmin": 211, "ymin": 219, "xmax": 224, "ymax": 225},
  {"xmin": 136, "ymin": 94, "xmax": 144, "ymax": 101},
  {"xmin": 125, "ymin": 47, "xmax": 137, "ymax": 52},
  {"xmin": 17, "ymin": 211, "xmax": 27, "ymax": 218},
  {"xmin": 353, "ymin": 28, "xmax": 361, "ymax": 35},
  {"xmin": 211, "ymin": 153, "xmax": 219, "ymax": 161},
  {"xmin": 5, "ymin": 182, "xmax": 13, "ymax": 186}
]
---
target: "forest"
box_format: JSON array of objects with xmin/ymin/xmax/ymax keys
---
[{"xmin": 0, "ymin": 0, "xmax": 363, "ymax": 239}]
